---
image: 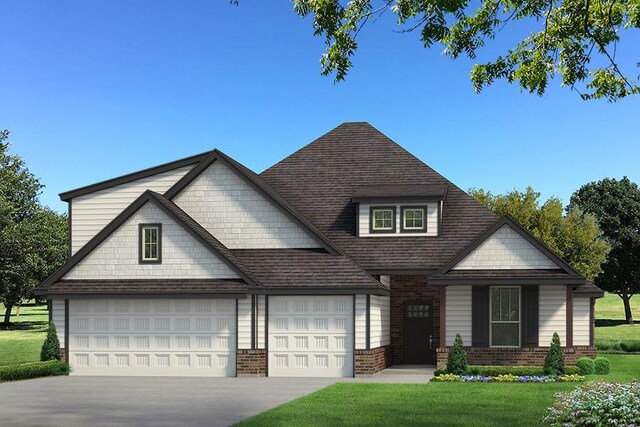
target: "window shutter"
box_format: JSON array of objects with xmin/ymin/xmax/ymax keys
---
[
  {"xmin": 472, "ymin": 286, "xmax": 489, "ymax": 347},
  {"xmin": 521, "ymin": 285, "xmax": 539, "ymax": 348}
]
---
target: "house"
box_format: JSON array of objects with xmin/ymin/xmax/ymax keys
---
[{"xmin": 36, "ymin": 122, "xmax": 603, "ymax": 377}]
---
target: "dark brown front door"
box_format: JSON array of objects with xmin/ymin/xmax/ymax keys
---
[{"xmin": 403, "ymin": 301, "xmax": 433, "ymax": 364}]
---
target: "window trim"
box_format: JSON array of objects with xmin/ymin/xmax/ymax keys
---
[
  {"xmin": 400, "ymin": 206, "xmax": 427, "ymax": 233},
  {"xmin": 369, "ymin": 206, "xmax": 396, "ymax": 234},
  {"xmin": 139, "ymin": 223, "xmax": 162, "ymax": 264},
  {"xmin": 489, "ymin": 286, "xmax": 521, "ymax": 348}
]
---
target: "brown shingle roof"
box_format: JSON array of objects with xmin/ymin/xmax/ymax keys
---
[
  {"xmin": 352, "ymin": 184, "xmax": 448, "ymax": 202},
  {"xmin": 47, "ymin": 280, "xmax": 248, "ymax": 296},
  {"xmin": 260, "ymin": 122, "xmax": 499, "ymax": 271}
]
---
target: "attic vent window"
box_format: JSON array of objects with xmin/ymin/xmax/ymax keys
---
[
  {"xmin": 370, "ymin": 207, "xmax": 396, "ymax": 233},
  {"xmin": 139, "ymin": 224, "xmax": 162, "ymax": 263}
]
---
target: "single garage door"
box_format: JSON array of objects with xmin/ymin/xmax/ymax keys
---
[
  {"xmin": 268, "ymin": 296, "xmax": 353, "ymax": 377},
  {"xmin": 68, "ymin": 298, "xmax": 236, "ymax": 377}
]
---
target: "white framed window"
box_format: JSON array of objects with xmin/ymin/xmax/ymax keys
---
[
  {"xmin": 370, "ymin": 207, "xmax": 396, "ymax": 233},
  {"xmin": 489, "ymin": 286, "xmax": 520, "ymax": 347},
  {"xmin": 401, "ymin": 206, "xmax": 426, "ymax": 232},
  {"xmin": 139, "ymin": 224, "xmax": 162, "ymax": 263}
]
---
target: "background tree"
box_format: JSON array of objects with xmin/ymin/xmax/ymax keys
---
[
  {"xmin": 470, "ymin": 186, "xmax": 608, "ymax": 280},
  {"xmin": 288, "ymin": 0, "xmax": 640, "ymax": 101},
  {"xmin": 0, "ymin": 131, "xmax": 68, "ymax": 326},
  {"xmin": 570, "ymin": 177, "xmax": 640, "ymax": 324}
]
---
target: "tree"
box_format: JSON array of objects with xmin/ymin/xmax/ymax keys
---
[
  {"xmin": 287, "ymin": 1, "xmax": 640, "ymax": 101},
  {"xmin": 40, "ymin": 322, "xmax": 62, "ymax": 361},
  {"xmin": 570, "ymin": 177, "xmax": 640, "ymax": 324},
  {"xmin": 0, "ymin": 131, "xmax": 68, "ymax": 326},
  {"xmin": 470, "ymin": 186, "xmax": 609, "ymax": 280},
  {"xmin": 543, "ymin": 332, "xmax": 565, "ymax": 375},
  {"xmin": 447, "ymin": 333, "xmax": 468, "ymax": 375}
]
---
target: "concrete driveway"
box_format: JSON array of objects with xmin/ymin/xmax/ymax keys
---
[{"xmin": 0, "ymin": 376, "xmax": 339, "ymax": 427}]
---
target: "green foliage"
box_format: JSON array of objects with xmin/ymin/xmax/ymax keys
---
[
  {"xmin": 40, "ymin": 322, "xmax": 61, "ymax": 361},
  {"xmin": 575, "ymin": 358, "xmax": 595, "ymax": 375},
  {"xmin": 597, "ymin": 339, "xmax": 640, "ymax": 353},
  {"xmin": 290, "ymin": 1, "xmax": 640, "ymax": 101},
  {"xmin": 0, "ymin": 360, "xmax": 69, "ymax": 382},
  {"xmin": 594, "ymin": 356, "xmax": 611, "ymax": 374},
  {"xmin": 544, "ymin": 332, "xmax": 565, "ymax": 375},
  {"xmin": 446, "ymin": 333, "xmax": 467, "ymax": 375},
  {"xmin": 469, "ymin": 187, "xmax": 609, "ymax": 280},
  {"xmin": 570, "ymin": 177, "xmax": 640, "ymax": 324}
]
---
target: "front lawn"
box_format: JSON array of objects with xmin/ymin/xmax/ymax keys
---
[
  {"xmin": 0, "ymin": 302, "xmax": 49, "ymax": 366},
  {"xmin": 236, "ymin": 354, "xmax": 640, "ymax": 427},
  {"xmin": 595, "ymin": 293, "xmax": 639, "ymax": 340}
]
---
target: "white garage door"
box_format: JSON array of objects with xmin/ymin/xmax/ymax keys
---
[
  {"xmin": 268, "ymin": 296, "xmax": 353, "ymax": 377},
  {"xmin": 68, "ymin": 299, "xmax": 236, "ymax": 377}
]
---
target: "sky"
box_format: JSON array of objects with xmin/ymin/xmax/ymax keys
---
[{"xmin": 1, "ymin": 1, "xmax": 638, "ymax": 213}]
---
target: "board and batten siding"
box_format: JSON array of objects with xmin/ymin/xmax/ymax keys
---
[
  {"xmin": 173, "ymin": 161, "xmax": 320, "ymax": 249},
  {"xmin": 52, "ymin": 299, "xmax": 66, "ymax": 348},
  {"xmin": 355, "ymin": 295, "xmax": 367, "ymax": 350},
  {"xmin": 445, "ymin": 286, "xmax": 472, "ymax": 346},
  {"xmin": 63, "ymin": 201, "xmax": 240, "ymax": 280},
  {"xmin": 70, "ymin": 166, "xmax": 193, "ymax": 254},
  {"xmin": 573, "ymin": 297, "xmax": 591, "ymax": 346},
  {"xmin": 539, "ymin": 286, "xmax": 567, "ymax": 346},
  {"xmin": 357, "ymin": 202, "xmax": 439, "ymax": 237},
  {"xmin": 453, "ymin": 225, "xmax": 558, "ymax": 270},
  {"xmin": 237, "ymin": 298, "xmax": 252, "ymax": 349},
  {"xmin": 369, "ymin": 295, "xmax": 390, "ymax": 348},
  {"xmin": 257, "ymin": 295, "xmax": 266, "ymax": 349}
]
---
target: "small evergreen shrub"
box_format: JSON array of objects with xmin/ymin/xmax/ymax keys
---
[
  {"xmin": 40, "ymin": 322, "xmax": 61, "ymax": 361},
  {"xmin": 594, "ymin": 356, "xmax": 611, "ymax": 374},
  {"xmin": 434, "ymin": 367, "xmax": 447, "ymax": 376},
  {"xmin": 575, "ymin": 357, "xmax": 595, "ymax": 375},
  {"xmin": 446, "ymin": 333, "xmax": 467, "ymax": 375},
  {"xmin": 0, "ymin": 361, "xmax": 70, "ymax": 382},
  {"xmin": 543, "ymin": 332, "xmax": 565, "ymax": 375}
]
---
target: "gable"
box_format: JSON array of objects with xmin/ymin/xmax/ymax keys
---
[
  {"xmin": 452, "ymin": 225, "xmax": 559, "ymax": 270},
  {"xmin": 173, "ymin": 160, "xmax": 321, "ymax": 249},
  {"xmin": 63, "ymin": 201, "xmax": 240, "ymax": 280}
]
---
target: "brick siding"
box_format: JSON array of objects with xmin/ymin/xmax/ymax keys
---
[
  {"xmin": 236, "ymin": 349, "xmax": 266, "ymax": 376},
  {"xmin": 355, "ymin": 345, "xmax": 393, "ymax": 375},
  {"xmin": 436, "ymin": 346, "xmax": 597, "ymax": 367}
]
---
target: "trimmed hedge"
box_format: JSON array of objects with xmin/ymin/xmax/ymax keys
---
[
  {"xmin": 596, "ymin": 339, "xmax": 640, "ymax": 353},
  {"xmin": 575, "ymin": 357, "xmax": 595, "ymax": 375},
  {"xmin": 0, "ymin": 361, "xmax": 70, "ymax": 382},
  {"xmin": 594, "ymin": 356, "xmax": 611, "ymax": 374},
  {"xmin": 435, "ymin": 365, "xmax": 580, "ymax": 377}
]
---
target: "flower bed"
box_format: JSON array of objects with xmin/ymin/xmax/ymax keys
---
[{"xmin": 432, "ymin": 373, "xmax": 585, "ymax": 383}]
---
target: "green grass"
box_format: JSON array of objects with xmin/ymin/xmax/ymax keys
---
[
  {"xmin": 0, "ymin": 302, "xmax": 49, "ymax": 366},
  {"xmin": 237, "ymin": 354, "xmax": 640, "ymax": 427},
  {"xmin": 595, "ymin": 293, "xmax": 640, "ymax": 340}
]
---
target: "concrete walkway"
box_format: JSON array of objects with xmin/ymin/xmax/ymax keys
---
[{"xmin": 350, "ymin": 365, "xmax": 435, "ymax": 383}]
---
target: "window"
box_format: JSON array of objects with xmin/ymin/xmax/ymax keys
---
[
  {"xmin": 401, "ymin": 206, "xmax": 426, "ymax": 232},
  {"xmin": 370, "ymin": 207, "xmax": 396, "ymax": 233},
  {"xmin": 490, "ymin": 286, "xmax": 520, "ymax": 347},
  {"xmin": 139, "ymin": 224, "xmax": 162, "ymax": 263}
]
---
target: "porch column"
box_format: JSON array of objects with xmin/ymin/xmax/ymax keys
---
[
  {"xmin": 566, "ymin": 285, "xmax": 573, "ymax": 347},
  {"xmin": 439, "ymin": 286, "xmax": 446, "ymax": 347}
]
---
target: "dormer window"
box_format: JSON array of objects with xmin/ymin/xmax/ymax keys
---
[
  {"xmin": 401, "ymin": 207, "xmax": 426, "ymax": 232},
  {"xmin": 370, "ymin": 207, "xmax": 396, "ymax": 233},
  {"xmin": 139, "ymin": 224, "xmax": 162, "ymax": 263}
]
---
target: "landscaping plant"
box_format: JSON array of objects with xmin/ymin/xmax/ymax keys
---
[
  {"xmin": 446, "ymin": 333, "xmax": 467, "ymax": 375},
  {"xmin": 543, "ymin": 333, "xmax": 565, "ymax": 375},
  {"xmin": 40, "ymin": 322, "xmax": 61, "ymax": 361},
  {"xmin": 594, "ymin": 356, "xmax": 611, "ymax": 374},
  {"xmin": 0, "ymin": 360, "xmax": 69, "ymax": 382},
  {"xmin": 543, "ymin": 380, "xmax": 640, "ymax": 426},
  {"xmin": 575, "ymin": 358, "xmax": 595, "ymax": 375}
]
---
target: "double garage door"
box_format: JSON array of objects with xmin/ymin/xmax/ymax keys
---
[{"xmin": 67, "ymin": 296, "xmax": 353, "ymax": 377}]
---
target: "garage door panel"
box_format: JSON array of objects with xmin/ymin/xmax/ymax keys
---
[{"xmin": 69, "ymin": 299, "xmax": 236, "ymax": 377}]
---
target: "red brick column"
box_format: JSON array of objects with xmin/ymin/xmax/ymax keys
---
[
  {"xmin": 236, "ymin": 349, "xmax": 266, "ymax": 376},
  {"xmin": 354, "ymin": 345, "xmax": 393, "ymax": 375}
]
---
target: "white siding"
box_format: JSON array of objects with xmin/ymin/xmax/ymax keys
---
[
  {"xmin": 355, "ymin": 295, "xmax": 367, "ymax": 350},
  {"xmin": 173, "ymin": 161, "xmax": 320, "ymax": 249},
  {"xmin": 573, "ymin": 297, "xmax": 591, "ymax": 346},
  {"xmin": 453, "ymin": 225, "xmax": 558, "ymax": 270},
  {"xmin": 52, "ymin": 299, "xmax": 66, "ymax": 348},
  {"xmin": 64, "ymin": 202, "xmax": 240, "ymax": 280},
  {"xmin": 238, "ymin": 297, "xmax": 252, "ymax": 349},
  {"xmin": 358, "ymin": 202, "xmax": 439, "ymax": 237},
  {"xmin": 539, "ymin": 286, "xmax": 567, "ymax": 346},
  {"xmin": 370, "ymin": 295, "xmax": 390, "ymax": 347},
  {"xmin": 257, "ymin": 295, "xmax": 266, "ymax": 349},
  {"xmin": 70, "ymin": 166, "xmax": 193, "ymax": 254},
  {"xmin": 446, "ymin": 286, "xmax": 472, "ymax": 346},
  {"xmin": 379, "ymin": 275, "xmax": 391, "ymax": 288}
]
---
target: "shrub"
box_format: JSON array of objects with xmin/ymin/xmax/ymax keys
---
[
  {"xmin": 564, "ymin": 366, "xmax": 580, "ymax": 375},
  {"xmin": 0, "ymin": 361, "xmax": 70, "ymax": 382},
  {"xmin": 543, "ymin": 380, "xmax": 640, "ymax": 426},
  {"xmin": 40, "ymin": 322, "xmax": 61, "ymax": 361},
  {"xmin": 468, "ymin": 366, "xmax": 546, "ymax": 376},
  {"xmin": 594, "ymin": 356, "xmax": 611, "ymax": 374},
  {"xmin": 620, "ymin": 341, "xmax": 640, "ymax": 353},
  {"xmin": 543, "ymin": 332, "xmax": 565, "ymax": 375},
  {"xmin": 596, "ymin": 339, "xmax": 640, "ymax": 353},
  {"xmin": 575, "ymin": 357, "xmax": 595, "ymax": 375},
  {"xmin": 434, "ymin": 367, "xmax": 447, "ymax": 376},
  {"xmin": 446, "ymin": 333, "xmax": 467, "ymax": 375}
]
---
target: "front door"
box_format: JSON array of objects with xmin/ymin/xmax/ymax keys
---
[{"xmin": 403, "ymin": 301, "xmax": 433, "ymax": 364}]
